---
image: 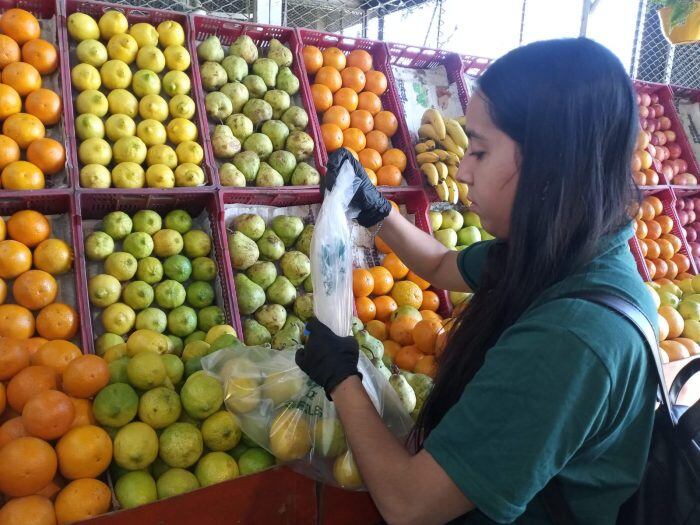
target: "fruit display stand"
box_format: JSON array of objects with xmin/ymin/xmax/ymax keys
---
[
  {"xmin": 59, "ymin": 0, "xmax": 216, "ymax": 189},
  {"xmin": 189, "ymin": 15, "xmax": 325, "ymax": 189},
  {"xmin": 459, "ymin": 54, "xmax": 491, "ymax": 101},
  {"xmin": 74, "ymin": 190, "xmax": 241, "ymax": 354},
  {"xmin": 297, "ymin": 28, "xmax": 421, "ymax": 188}
]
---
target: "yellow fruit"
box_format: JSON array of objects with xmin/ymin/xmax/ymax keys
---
[
  {"xmin": 67, "ymin": 13, "xmax": 100, "ymax": 41},
  {"xmin": 390, "ymin": 280, "xmax": 423, "ymax": 309}
]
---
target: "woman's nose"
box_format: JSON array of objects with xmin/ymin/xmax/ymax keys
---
[{"xmin": 456, "ymin": 157, "xmax": 473, "ymax": 185}]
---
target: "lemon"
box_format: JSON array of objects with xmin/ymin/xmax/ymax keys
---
[
  {"xmin": 108, "ymin": 89, "xmax": 139, "ymax": 117},
  {"xmin": 139, "ymin": 94, "xmax": 169, "ymax": 122},
  {"xmin": 76, "ymin": 89, "xmax": 108, "ymax": 116},
  {"xmin": 89, "ymin": 273, "xmax": 122, "ymax": 307},
  {"xmin": 164, "ymin": 45, "xmax": 190, "ymax": 71},
  {"xmin": 146, "ymin": 164, "xmax": 175, "ymax": 188},
  {"xmin": 159, "ymin": 422, "xmax": 203, "ymax": 468},
  {"xmin": 146, "ymin": 145, "xmax": 178, "ymax": 169},
  {"xmin": 114, "ymin": 422, "xmax": 159, "ymax": 470},
  {"xmin": 99, "ymin": 10, "xmax": 128, "ymax": 40},
  {"xmin": 175, "ymin": 141, "xmax": 203, "ymax": 165},
  {"xmin": 162, "ymin": 353, "xmax": 184, "ymax": 384},
  {"xmin": 132, "ymin": 69, "xmax": 161, "ymax": 98},
  {"xmin": 224, "ymin": 377, "xmax": 260, "ymax": 414},
  {"xmin": 100, "ymin": 59, "xmax": 132, "ymax": 90},
  {"xmin": 201, "ymin": 411, "xmax": 241, "ymax": 451},
  {"xmin": 181, "ymin": 341, "xmax": 210, "ymax": 363},
  {"xmin": 168, "ymin": 94, "xmax": 195, "ymax": 119},
  {"xmin": 205, "ymin": 324, "xmax": 237, "ymax": 344},
  {"xmin": 76, "ymin": 39, "xmax": 108, "ymax": 67},
  {"xmin": 175, "ymin": 163, "xmax": 205, "ymax": 187},
  {"xmin": 113, "ymin": 136, "xmax": 147, "ymax": 164},
  {"xmin": 136, "ymin": 308, "xmax": 168, "ymax": 333},
  {"xmin": 163, "ymin": 70, "xmax": 190, "ymax": 96},
  {"xmin": 115, "ymin": 470, "xmax": 157, "ymax": 509},
  {"xmin": 79, "ymin": 137, "xmax": 112, "ymax": 166},
  {"xmin": 269, "ymin": 409, "xmax": 311, "ymax": 461},
  {"xmin": 137, "ymin": 119, "xmax": 167, "ymax": 147},
  {"xmin": 102, "ymin": 302, "xmax": 136, "ymax": 335},
  {"xmin": 95, "ymin": 332, "xmax": 125, "ymax": 357},
  {"xmin": 181, "ymin": 373, "xmax": 224, "ymax": 420},
  {"xmin": 108, "ymin": 33, "xmax": 139, "ymax": 64},
  {"xmin": 167, "ymin": 118, "xmax": 198, "ymax": 144},
  {"xmin": 75, "ymin": 114, "xmax": 105, "ymax": 140},
  {"xmin": 156, "ymin": 468, "xmax": 199, "ymax": 499},
  {"xmin": 333, "ymin": 451, "xmax": 363, "ymax": 489},
  {"xmin": 136, "ymin": 45, "xmax": 165, "ymax": 72},
  {"xmin": 105, "ymin": 114, "xmax": 136, "ymax": 142},
  {"xmin": 103, "ymin": 343, "xmax": 128, "ymax": 363},
  {"xmin": 157, "ymin": 21, "xmax": 185, "ymax": 47},
  {"xmin": 68, "ymin": 13, "xmax": 100, "ymax": 41},
  {"xmin": 71, "ymin": 63, "xmax": 101, "ymax": 91},
  {"xmin": 130, "ymin": 23, "xmax": 159, "ymax": 48},
  {"xmin": 105, "ymin": 251, "xmax": 138, "ymax": 281},
  {"xmin": 112, "ymin": 162, "xmax": 146, "ymax": 189},
  {"xmin": 195, "ymin": 452, "xmax": 238, "ymax": 487},
  {"xmin": 80, "ymin": 164, "xmax": 111, "ymax": 188}
]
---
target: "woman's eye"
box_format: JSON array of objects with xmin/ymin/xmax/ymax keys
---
[{"xmin": 469, "ymin": 151, "xmax": 485, "ymax": 160}]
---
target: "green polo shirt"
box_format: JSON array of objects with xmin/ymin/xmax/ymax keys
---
[{"xmin": 425, "ymin": 227, "xmax": 657, "ymax": 524}]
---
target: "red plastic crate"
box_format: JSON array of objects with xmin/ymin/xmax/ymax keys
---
[
  {"xmin": 670, "ymin": 84, "xmax": 700, "ymax": 188},
  {"xmin": 666, "ymin": 187, "xmax": 700, "ymax": 273},
  {"xmin": 59, "ymin": 0, "xmax": 215, "ymax": 189},
  {"xmin": 296, "ymin": 28, "xmax": 421, "ymax": 188},
  {"xmin": 0, "ymin": 0, "xmax": 75, "ymax": 192},
  {"xmin": 75, "ymin": 189, "xmax": 241, "ymax": 353},
  {"xmin": 318, "ymin": 485, "xmax": 381, "ymax": 525},
  {"xmin": 188, "ymin": 16, "xmax": 326, "ymax": 189},
  {"xmin": 0, "ymin": 191, "xmax": 90, "ymax": 351},
  {"xmin": 459, "ymin": 54, "xmax": 492, "ymax": 103},
  {"xmin": 628, "ymin": 236, "xmax": 651, "ymax": 281}
]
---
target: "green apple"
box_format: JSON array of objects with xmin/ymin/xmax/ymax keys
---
[
  {"xmin": 678, "ymin": 300, "xmax": 700, "ymax": 321},
  {"xmin": 658, "ymin": 282, "xmax": 682, "ymax": 298},
  {"xmin": 659, "ymin": 291, "xmax": 680, "ymax": 308}
]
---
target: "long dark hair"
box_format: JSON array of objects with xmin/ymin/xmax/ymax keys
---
[{"xmin": 412, "ymin": 38, "xmax": 639, "ymax": 447}]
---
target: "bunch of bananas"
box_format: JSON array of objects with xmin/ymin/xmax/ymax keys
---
[{"xmin": 414, "ymin": 109, "xmax": 469, "ymax": 204}]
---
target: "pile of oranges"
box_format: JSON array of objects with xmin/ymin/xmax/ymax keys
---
[
  {"xmin": 634, "ymin": 194, "xmax": 691, "ymax": 282},
  {"xmin": 0, "ymin": 8, "xmax": 65, "ymax": 190},
  {"xmin": 303, "ymin": 45, "xmax": 407, "ymax": 186}
]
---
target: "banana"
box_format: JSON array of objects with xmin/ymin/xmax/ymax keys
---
[
  {"xmin": 416, "ymin": 151, "xmax": 440, "ymax": 164},
  {"xmin": 447, "ymin": 165, "xmax": 458, "ymax": 179},
  {"xmin": 421, "ymin": 163, "xmax": 439, "ymax": 186},
  {"xmin": 441, "ymin": 135, "xmax": 465, "ymax": 158},
  {"xmin": 445, "ymin": 151, "xmax": 461, "ymax": 165},
  {"xmin": 455, "ymin": 115, "xmax": 467, "ymax": 127},
  {"xmin": 432, "ymin": 149, "xmax": 450, "ymax": 162},
  {"xmin": 435, "ymin": 161, "xmax": 448, "ymax": 181},
  {"xmin": 435, "ymin": 181, "xmax": 449, "ymax": 202},
  {"xmin": 414, "ymin": 140, "xmax": 435, "ymax": 154},
  {"xmin": 421, "ymin": 109, "xmax": 446, "ymax": 141},
  {"xmin": 445, "ymin": 118, "xmax": 469, "ymax": 150},
  {"xmin": 456, "ymin": 180, "xmax": 469, "ymax": 205},
  {"xmin": 445, "ymin": 176, "xmax": 458, "ymax": 204},
  {"xmin": 418, "ymin": 124, "xmax": 440, "ymax": 141}
]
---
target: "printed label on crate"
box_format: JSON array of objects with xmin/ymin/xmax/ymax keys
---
[{"xmin": 678, "ymin": 100, "xmax": 700, "ymax": 161}]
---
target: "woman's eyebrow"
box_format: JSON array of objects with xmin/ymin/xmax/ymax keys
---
[{"xmin": 465, "ymin": 128, "xmax": 485, "ymax": 141}]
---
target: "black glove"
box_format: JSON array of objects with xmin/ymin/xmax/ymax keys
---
[
  {"xmin": 295, "ymin": 317, "xmax": 362, "ymax": 400},
  {"xmin": 322, "ymin": 148, "xmax": 392, "ymax": 228}
]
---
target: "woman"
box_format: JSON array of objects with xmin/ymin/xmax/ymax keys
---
[{"xmin": 296, "ymin": 38, "xmax": 657, "ymax": 524}]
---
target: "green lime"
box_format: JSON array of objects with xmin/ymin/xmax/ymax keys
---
[
  {"xmin": 93, "ymin": 382, "xmax": 139, "ymax": 427},
  {"xmin": 122, "ymin": 232, "xmax": 154, "ymax": 259},
  {"xmin": 132, "ymin": 210, "xmax": 162, "ymax": 235},
  {"xmin": 136, "ymin": 257, "xmax": 164, "ymax": 284},
  {"xmin": 122, "ymin": 281, "xmax": 155, "ymax": 310},
  {"xmin": 201, "ymin": 411, "xmax": 241, "ymax": 451},
  {"xmin": 161, "ymin": 353, "xmax": 184, "ymax": 384},
  {"xmin": 115, "ymin": 470, "xmax": 157, "ymax": 509},
  {"xmin": 184, "ymin": 356, "xmax": 203, "ymax": 377},
  {"xmin": 182, "ymin": 340, "xmax": 211, "ymax": 363},
  {"xmin": 138, "ymin": 386, "xmax": 182, "ymax": 428},
  {"xmin": 195, "ymin": 452, "xmax": 238, "ymax": 487},
  {"xmin": 155, "ymin": 280, "xmax": 186, "ymax": 309},
  {"xmin": 85, "ymin": 231, "xmax": 115, "ymax": 261},
  {"xmin": 181, "ymin": 373, "xmax": 223, "ymax": 420},
  {"xmin": 163, "ymin": 254, "xmax": 192, "ymax": 282},
  {"xmin": 168, "ymin": 306, "xmax": 198, "ymax": 337},
  {"xmin": 108, "ymin": 356, "xmax": 130, "ymax": 384},
  {"xmin": 227, "ymin": 442, "xmax": 248, "ymax": 461},
  {"xmin": 127, "ymin": 352, "xmax": 167, "ymax": 390},
  {"xmin": 96, "ymin": 332, "xmax": 125, "ymax": 356},
  {"xmin": 198, "ymin": 305, "xmax": 225, "ymax": 332},
  {"xmin": 153, "ymin": 229, "xmax": 183, "ymax": 258},
  {"xmin": 183, "ymin": 230, "xmax": 211, "ymax": 258},
  {"xmin": 135, "ymin": 307, "xmax": 167, "ymax": 333},
  {"xmin": 191, "ymin": 256, "xmax": 216, "ymax": 281},
  {"xmin": 186, "ymin": 281, "xmax": 214, "ymax": 308},
  {"xmin": 166, "ymin": 335, "xmax": 183, "ymax": 356},
  {"xmin": 88, "ymin": 274, "xmax": 122, "ymax": 308},
  {"xmin": 164, "ymin": 209, "xmax": 192, "ymax": 234},
  {"xmin": 209, "ymin": 334, "xmax": 240, "ymax": 352},
  {"xmin": 184, "ymin": 331, "xmax": 206, "ymax": 345},
  {"xmin": 159, "ymin": 422, "xmax": 203, "ymax": 468},
  {"xmin": 156, "ymin": 468, "xmax": 199, "ymax": 499},
  {"xmin": 103, "ymin": 211, "xmax": 133, "ymax": 240},
  {"xmin": 238, "ymin": 448, "xmax": 275, "ymax": 475},
  {"xmin": 114, "ymin": 421, "xmax": 159, "ymax": 470},
  {"xmin": 105, "ymin": 252, "xmax": 138, "ymax": 281}
]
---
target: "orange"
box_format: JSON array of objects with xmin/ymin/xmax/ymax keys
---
[
  {"xmin": 35, "ymin": 304, "xmax": 79, "ymax": 341},
  {"xmin": 658, "ymin": 314, "xmax": 669, "ymax": 341},
  {"xmin": 322, "ymin": 105, "xmax": 350, "ymax": 130},
  {"xmin": 634, "ymin": 219, "xmax": 647, "ymax": 239},
  {"xmin": 382, "ymin": 148, "xmax": 407, "ymax": 172},
  {"xmin": 36, "ymin": 475, "xmax": 65, "ymax": 501},
  {"xmin": 382, "ymin": 339, "xmax": 401, "ymax": 360},
  {"xmin": 374, "ymin": 234, "xmax": 392, "ymax": 254},
  {"xmin": 413, "ymin": 319, "xmax": 443, "ymax": 354},
  {"xmin": 382, "ymin": 252, "xmax": 409, "ymax": 280},
  {"xmin": 33, "ymin": 239, "xmax": 73, "ymax": 276},
  {"xmin": 435, "ymin": 329, "xmax": 449, "ymax": 358},
  {"xmin": 69, "ymin": 398, "xmax": 96, "ymax": 429},
  {"xmin": 376, "ymin": 165, "xmax": 402, "ymax": 186},
  {"xmin": 391, "ymin": 280, "xmax": 423, "ymax": 308},
  {"xmin": 420, "ymin": 310, "xmax": 442, "ymax": 322},
  {"xmin": 0, "ymin": 9, "xmax": 41, "ymax": 45},
  {"xmin": 639, "ymin": 201, "xmax": 655, "ymax": 221},
  {"xmin": 659, "ymin": 340, "xmax": 690, "ymax": 362},
  {"xmin": 355, "ymin": 296, "xmax": 376, "ymax": 324},
  {"xmin": 0, "ymin": 215, "xmax": 5, "ymax": 240},
  {"xmin": 0, "ymin": 277, "xmax": 5, "ymax": 303},
  {"xmin": 675, "ymin": 337, "xmax": 700, "ymax": 356},
  {"xmin": 32, "ymin": 340, "xmax": 81, "ymax": 374},
  {"xmin": 0, "ymin": 417, "xmax": 27, "ymax": 449},
  {"xmin": 0, "ymin": 382, "xmax": 4, "ymax": 413},
  {"xmin": 54, "ymin": 478, "xmax": 111, "ymax": 525},
  {"xmin": 365, "ymin": 130, "xmax": 389, "ymax": 154},
  {"xmin": 373, "ymin": 111, "xmax": 398, "ymax": 137},
  {"xmin": 365, "ymin": 320, "xmax": 387, "ymax": 341},
  {"xmin": 394, "ymin": 344, "xmax": 421, "ymax": 371},
  {"xmin": 341, "ymin": 66, "xmax": 366, "ymax": 93},
  {"xmin": 321, "ymin": 122, "xmax": 343, "ymax": 152},
  {"xmin": 20, "ymin": 337, "xmax": 48, "ymax": 357},
  {"xmin": 3, "ymin": 113, "xmax": 45, "ymax": 149},
  {"xmin": 638, "ymin": 239, "xmax": 648, "ymax": 258},
  {"xmin": 0, "ymin": 305, "xmax": 34, "ymax": 340},
  {"xmin": 61, "ymin": 355, "xmax": 109, "ymax": 399},
  {"xmin": 644, "ymin": 220, "xmax": 661, "ymax": 240},
  {"xmin": 357, "ymin": 91, "xmax": 381, "ymax": 115},
  {"xmin": 303, "ymin": 45, "xmax": 323, "ymax": 74},
  {"xmin": 406, "ymin": 271, "xmax": 430, "ymax": 291},
  {"xmin": 1, "ymin": 160, "xmax": 44, "ymax": 190},
  {"xmin": 0, "ymin": 34, "xmax": 20, "ymax": 69},
  {"xmin": 390, "ymin": 316, "xmax": 419, "ymax": 346},
  {"xmin": 666, "ymin": 260, "xmax": 678, "ymax": 280},
  {"xmin": 644, "ymin": 196, "xmax": 664, "ymax": 217},
  {"xmin": 653, "ymin": 258, "xmax": 668, "ymax": 279},
  {"xmin": 672, "ymin": 253, "xmax": 690, "ymax": 273},
  {"xmin": 6, "ymin": 365, "xmax": 58, "ymax": 412},
  {"xmin": 315, "ymin": 66, "xmax": 342, "ymax": 93},
  {"xmin": 349, "ymin": 109, "xmax": 373, "ymax": 134},
  {"xmin": 12, "ymin": 270, "xmax": 57, "ymax": 310},
  {"xmin": 56, "ymin": 425, "xmax": 112, "ymax": 480},
  {"xmin": 414, "ymin": 355, "xmax": 438, "ymax": 378},
  {"xmin": 0, "ymin": 494, "xmax": 56, "ymax": 525},
  {"xmin": 0, "ymin": 337, "xmax": 29, "ymax": 380},
  {"xmin": 662, "ymin": 234, "xmax": 682, "ymax": 253},
  {"xmin": 1, "ymin": 62, "xmax": 41, "ymax": 97},
  {"xmin": 659, "ymin": 305, "xmax": 684, "ymax": 339},
  {"xmin": 25, "ymin": 90, "xmax": 62, "ymax": 127},
  {"xmin": 333, "ymin": 87, "xmax": 359, "ymax": 112},
  {"xmin": 656, "ymin": 215, "xmax": 673, "ymax": 236},
  {"xmin": 359, "ymin": 147, "xmax": 382, "ymax": 172},
  {"xmin": 342, "ymin": 127, "xmax": 366, "ymax": 152},
  {"xmin": 346, "ymin": 49, "xmax": 372, "ymax": 72},
  {"xmin": 0, "ymin": 134, "xmax": 19, "ymax": 170},
  {"xmin": 643, "ymin": 239, "xmax": 660, "ymax": 260},
  {"xmin": 0, "ymin": 436, "xmax": 56, "ymax": 497},
  {"xmin": 364, "ymin": 70, "xmax": 387, "ymax": 96},
  {"xmin": 27, "ymin": 138, "xmax": 65, "ymax": 176},
  {"xmin": 322, "ymin": 47, "xmax": 346, "ymax": 71},
  {"xmin": 366, "ymin": 168, "xmax": 377, "ymax": 185},
  {"xmin": 0, "ymin": 240, "xmax": 31, "ymax": 279},
  {"xmin": 645, "ymin": 259, "xmax": 656, "ymax": 281},
  {"xmin": 22, "ymin": 390, "xmax": 75, "ymax": 440},
  {"xmin": 345, "ymin": 147, "xmax": 359, "ymax": 161},
  {"xmin": 373, "ymin": 295, "xmax": 398, "ymax": 322},
  {"xmin": 7, "ymin": 210, "xmax": 50, "ymax": 248},
  {"xmin": 369, "ymin": 266, "xmax": 393, "ymax": 295},
  {"xmin": 22, "ymin": 39, "xmax": 58, "ymax": 75},
  {"xmin": 311, "ymin": 83, "xmax": 333, "ymax": 112},
  {"xmin": 420, "ymin": 290, "xmax": 440, "ymax": 311},
  {"xmin": 352, "ymin": 268, "xmax": 374, "ymax": 298},
  {"xmin": 0, "ymin": 84, "xmax": 21, "ymax": 120},
  {"xmin": 656, "ymin": 238, "xmax": 674, "ymax": 260}
]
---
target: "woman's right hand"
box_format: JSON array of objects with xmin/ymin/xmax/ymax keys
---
[{"xmin": 323, "ymin": 148, "xmax": 392, "ymax": 228}]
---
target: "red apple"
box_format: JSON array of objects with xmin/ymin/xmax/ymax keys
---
[
  {"xmin": 677, "ymin": 199, "xmax": 686, "ymax": 210},
  {"xmin": 668, "ymin": 143, "xmax": 682, "ymax": 160},
  {"xmin": 652, "ymin": 158, "xmax": 663, "ymax": 172},
  {"xmin": 659, "ymin": 116, "xmax": 672, "ymax": 130},
  {"xmin": 637, "ymin": 93, "xmax": 642, "ymax": 105},
  {"xmin": 653, "ymin": 131, "xmax": 667, "ymax": 146},
  {"xmin": 679, "ymin": 210, "xmax": 689, "ymax": 225},
  {"xmin": 648, "ymin": 120, "xmax": 657, "ymax": 133},
  {"xmin": 661, "ymin": 164, "xmax": 674, "ymax": 181},
  {"xmin": 665, "ymin": 130, "xmax": 676, "ymax": 142},
  {"xmin": 688, "ymin": 210, "xmax": 696, "ymax": 223},
  {"xmin": 676, "ymin": 159, "xmax": 688, "ymax": 173},
  {"xmin": 693, "ymin": 198, "xmax": 700, "ymax": 210},
  {"xmin": 652, "ymin": 103, "xmax": 664, "ymax": 117},
  {"xmin": 641, "ymin": 93, "xmax": 651, "ymax": 107},
  {"xmin": 648, "ymin": 107, "xmax": 656, "ymax": 119},
  {"xmin": 647, "ymin": 144, "xmax": 656, "ymax": 158},
  {"xmin": 651, "ymin": 93, "xmax": 659, "ymax": 104},
  {"xmin": 639, "ymin": 106, "xmax": 649, "ymax": 118},
  {"xmin": 685, "ymin": 226, "xmax": 696, "ymax": 241}
]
